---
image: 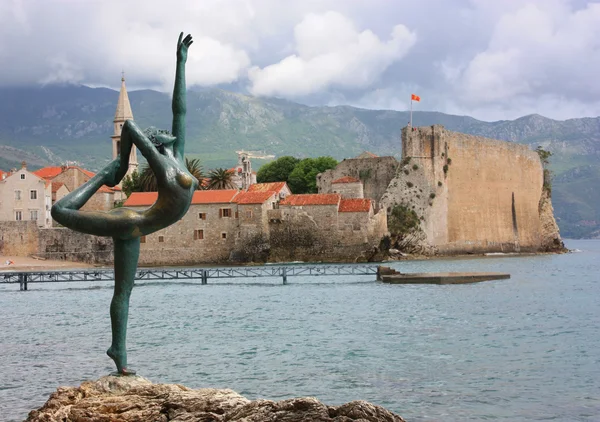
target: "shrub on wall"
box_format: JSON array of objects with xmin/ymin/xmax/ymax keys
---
[{"xmin": 388, "ymin": 204, "xmax": 420, "ymax": 237}]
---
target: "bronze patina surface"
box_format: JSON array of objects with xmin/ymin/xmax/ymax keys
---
[{"xmin": 52, "ymin": 33, "xmax": 197, "ymax": 375}]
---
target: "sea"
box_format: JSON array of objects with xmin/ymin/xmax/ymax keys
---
[{"xmin": 1, "ymin": 239, "xmax": 599, "ymax": 422}]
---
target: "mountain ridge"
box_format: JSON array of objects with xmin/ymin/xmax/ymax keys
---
[{"xmin": 0, "ymin": 84, "xmax": 598, "ymax": 238}]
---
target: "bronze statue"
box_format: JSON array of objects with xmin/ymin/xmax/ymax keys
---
[{"xmin": 51, "ymin": 33, "xmax": 197, "ymax": 375}]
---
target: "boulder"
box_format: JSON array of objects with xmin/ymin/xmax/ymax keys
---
[{"xmin": 26, "ymin": 375, "xmax": 406, "ymax": 422}]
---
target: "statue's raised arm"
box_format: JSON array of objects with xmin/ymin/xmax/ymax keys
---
[{"xmin": 172, "ymin": 32, "xmax": 193, "ymax": 161}]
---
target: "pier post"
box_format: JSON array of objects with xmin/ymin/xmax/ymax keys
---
[
  {"xmin": 201, "ymin": 269, "xmax": 208, "ymax": 285},
  {"xmin": 282, "ymin": 268, "xmax": 287, "ymax": 285},
  {"xmin": 19, "ymin": 274, "xmax": 28, "ymax": 291}
]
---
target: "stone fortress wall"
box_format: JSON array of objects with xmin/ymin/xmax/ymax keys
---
[
  {"xmin": 317, "ymin": 157, "xmax": 398, "ymax": 208},
  {"xmin": 380, "ymin": 125, "xmax": 562, "ymax": 254}
]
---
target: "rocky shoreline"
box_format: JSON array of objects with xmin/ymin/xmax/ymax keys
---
[{"xmin": 26, "ymin": 375, "xmax": 405, "ymax": 422}]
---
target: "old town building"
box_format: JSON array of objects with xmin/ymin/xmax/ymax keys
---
[{"xmin": 0, "ymin": 162, "xmax": 52, "ymax": 228}]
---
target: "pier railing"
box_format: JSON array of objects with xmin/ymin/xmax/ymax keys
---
[{"xmin": 1, "ymin": 264, "xmax": 380, "ymax": 290}]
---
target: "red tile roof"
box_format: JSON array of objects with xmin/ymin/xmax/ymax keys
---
[
  {"xmin": 51, "ymin": 182, "xmax": 65, "ymax": 193},
  {"xmin": 192, "ymin": 189, "xmax": 239, "ymax": 204},
  {"xmin": 34, "ymin": 165, "xmax": 96, "ymax": 180},
  {"xmin": 123, "ymin": 192, "xmax": 158, "ymax": 207},
  {"xmin": 235, "ymin": 191, "xmax": 275, "ymax": 204},
  {"xmin": 248, "ymin": 182, "xmax": 287, "ymax": 193},
  {"xmin": 34, "ymin": 166, "xmax": 64, "ymax": 179},
  {"xmin": 0, "ymin": 170, "xmax": 4, "ymax": 179},
  {"xmin": 338, "ymin": 198, "xmax": 371, "ymax": 213},
  {"xmin": 124, "ymin": 190, "xmax": 240, "ymax": 207},
  {"xmin": 279, "ymin": 194, "xmax": 340, "ymax": 206},
  {"xmin": 332, "ymin": 176, "xmax": 360, "ymax": 184}
]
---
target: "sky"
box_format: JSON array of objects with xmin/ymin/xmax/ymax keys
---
[{"xmin": 0, "ymin": 0, "xmax": 599, "ymax": 121}]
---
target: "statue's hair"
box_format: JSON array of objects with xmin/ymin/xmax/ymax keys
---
[{"xmin": 144, "ymin": 127, "xmax": 173, "ymax": 147}]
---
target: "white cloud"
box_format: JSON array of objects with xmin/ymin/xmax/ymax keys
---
[
  {"xmin": 248, "ymin": 11, "xmax": 416, "ymax": 97},
  {"xmin": 457, "ymin": 2, "xmax": 600, "ymax": 105}
]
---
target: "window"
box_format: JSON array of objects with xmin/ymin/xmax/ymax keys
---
[
  {"xmin": 158, "ymin": 236, "xmax": 164, "ymax": 243},
  {"xmin": 245, "ymin": 210, "xmax": 253, "ymax": 219},
  {"xmin": 198, "ymin": 212, "xmax": 206, "ymax": 220},
  {"xmin": 15, "ymin": 190, "xmax": 21, "ymax": 200},
  {"xmin": 15, "ymin": 211, "xmax": 22, "ymax": 221},
  {"xmin": 20, "ymin": 174, "xmax": 25, "ymax": 180},
  {"xmin": 221, "ymin": 232, "xmax": 227, "ymax": 239},
  {"xmin": 194, "ymin": 229, "xmax": 204, "ymax": 240},
  {"xmin": 29, "ymin": 210, "xmax": 38, "ymax": 220},
  {"xmin": 140, "ymin": 236, "xmax": 146, "ymax": 243},
  {"xmin": 30, "ymin": 190, "xmax": 37, "ymax": 200},
  {"xmin": 220, "ymin": 208, "xmax": 232, "ymax": 218}
]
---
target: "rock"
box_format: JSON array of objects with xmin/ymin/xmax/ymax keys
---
[{"xmin": 26, "ymin": 375, "xmax": 406, "ymax": 422}]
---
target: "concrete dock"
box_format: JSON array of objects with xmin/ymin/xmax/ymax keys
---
[{"xmin": 380, "ymin": 271, "xmax": 510, "ymax": 284}]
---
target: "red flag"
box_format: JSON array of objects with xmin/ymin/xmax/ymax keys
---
[{"xmin": 411, "ymin": 94, "xmax": 421, "ymax": 102}]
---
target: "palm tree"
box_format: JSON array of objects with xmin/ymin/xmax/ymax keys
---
[
  {"xmin": 207, "ymin": 168, "xmax": 236, "ymax": 190},
  {"xmin": 128, "ymin": 156, "xmax": 204, "ymax": 194},
  {"xmin": 185, "ymin": 157, "xmax": 204, "ymax": 188}
]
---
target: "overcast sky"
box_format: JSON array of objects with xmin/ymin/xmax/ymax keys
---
[{"xmin": 1, "ymin": 0, "xmax": 598, "ymax": 121}]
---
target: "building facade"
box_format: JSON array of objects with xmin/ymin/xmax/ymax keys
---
[{"xmin": 0, "ymin": 163, "xmax": 52, "ymax": 228}]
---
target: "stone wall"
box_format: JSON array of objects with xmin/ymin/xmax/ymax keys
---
[
  {"xmin": 0, "ymin": 222, "xmax": 113, "ymax": 263},
  {"xmin": 331, "ymin": 181, "xmax": 364, "ymax": 198},
  {"xmin": 0, "ymin": 221, "xmax": 40, "ymax": 256},
  {"xmin": 317, "ymin": 157, "xmax": 398, "ymax": 208},
  {"xmin": 38, "ymin": 228, "xmax": 113, "ymax": 263},
  {"xmin": 137, "ymin": 203, "xmax": 239, "ymax": 266},
  {"xmin": 381, "ymin": 125, "xmax": 563, "ymax": 254}
]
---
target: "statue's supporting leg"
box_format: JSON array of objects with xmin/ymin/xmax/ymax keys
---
[{"xmin": 107, "ymin": 236, "xmax": 141, "ymax": 375}]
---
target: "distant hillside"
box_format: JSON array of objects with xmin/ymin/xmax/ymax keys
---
[{"xmin": 0, "ymin": 85, "xmax": 598, "ymax": 238}]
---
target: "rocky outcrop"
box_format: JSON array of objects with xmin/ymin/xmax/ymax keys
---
[
  {"xmin": 26, "ymin": 375, "xmax": 405, "ymax": 422},
  {"xmin": 538, "ymin": 189, "xmax": 566, "ymax": 252}
]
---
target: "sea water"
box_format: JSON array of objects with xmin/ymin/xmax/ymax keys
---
[{"xmin": 0, "ymin": 239, "xmax": 598, "ymax": 421}]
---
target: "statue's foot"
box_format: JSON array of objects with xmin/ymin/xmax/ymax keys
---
[
  {"xmin": 109, "ymin": 368, "xmax": 137, "ymax": 376},
  {"xmin": 107, "ymin": 346, "xmax": 131, "ymax": 375}
]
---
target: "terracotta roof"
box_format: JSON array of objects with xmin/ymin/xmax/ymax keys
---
[
  {"xmin": 124, "ymin": 190, "xmax": 240, "ymax": 207},
  {"xmin": 192, "ymin": 190, "xmax": 239, "ymax": 204},
  {"xmin": 123, "ymin": 192, "xmax": 158, "ymax": 207},
  {"xmin": 280, "ymin": 194, "xmax": 341, "ymax": 206},
  {"xmin": 338, "ymin": 198, "xmax": 371, "ymax": 213},
  {"xmin": 235, "ymin": 191, "xmax": 275, "ymax": 204},
  {"xmin": 34, "ymin": 166, "xmax": 64, "ymax": 179},
  {"xmin": 98, "ymin": 185, "xmax": 116, "ymax": 194},
  {"xmin": 34, "ymin": 165, "xmax": 96, "ymax": 180},
  {"xmin": 356, "ymin": 151, "xmax": 379, "ymax": 159},
  {"xmin": 0, "ymin": 170, "xmax": 4, "ymax": 179},
  {"xmin": 248, "ymin": 182, "xmax": 287, "ymax": 193},
  {"xmin": 51, "ymin": 182, "xmax": 65, "ymax": 193},
  {"xmin": 332, "ymin": 176, "xmax": 360, "ymax": 184}
]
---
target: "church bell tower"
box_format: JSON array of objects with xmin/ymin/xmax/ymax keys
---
[{"xmin": 111, "ymin": 75, "xmax": 138, "ymax": 182}]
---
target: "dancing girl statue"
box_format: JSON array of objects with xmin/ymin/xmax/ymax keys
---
[{"xmin": 52, "ymin": 33, "xmax": 197, "ymax": 375}]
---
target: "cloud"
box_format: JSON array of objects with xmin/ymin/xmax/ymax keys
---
[
  {"xmin": 247, "ymin": 11, "xmax": 416, "ymax": 97},
  {"xmin": 455, "ymin": 2, "xmax": 600, "ymax": 106},
  {"xmin": 0, "ymin": 0, "xmax": 598, "ymax": 121}
]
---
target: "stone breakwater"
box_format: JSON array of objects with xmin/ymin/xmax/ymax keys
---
[{"xmin": 26, "ymin": 375, "xmax": 406, "ymax": 422}]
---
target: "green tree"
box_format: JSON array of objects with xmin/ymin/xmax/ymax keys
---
[
  {"xmin": 536, "ymin": 146, "xmax": 553, "ymax": 193},
  {"xmin": 256, "ymin": 156, "xmax": 300, "ymax": 183},
  {"xmin": 287, "ymin": 156, "xmax": 338, "ymax": 194},
  {"xmin": 207, "ymin": 167, "xmax": 236, "ymax": 190},
  {"xmin": 122, "ymin": 170, "xmax": 141, "ymax": 197}
]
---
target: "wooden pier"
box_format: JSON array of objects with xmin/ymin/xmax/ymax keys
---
[{"xmin": 0, "ymin": 264, "xmax": 380, "ymax": 290}]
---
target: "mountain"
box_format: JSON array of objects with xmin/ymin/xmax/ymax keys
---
[{"xmin": 0, "ymin": 84, "xmax": 599, "ymax": 238}]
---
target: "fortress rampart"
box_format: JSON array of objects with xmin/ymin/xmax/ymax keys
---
[{"xmin": 381, "ymin": 125, "xmax": 562, "ymax": 254}]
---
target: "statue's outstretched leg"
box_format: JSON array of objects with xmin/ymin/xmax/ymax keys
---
[{"xmin": 107, "ymin": 236, "xmax": 140, "ymax": 375}]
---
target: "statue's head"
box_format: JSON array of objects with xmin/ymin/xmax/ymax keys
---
[{"xmin": 144, "ymin": 127, "xmax": 176, "ymax": 153}]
